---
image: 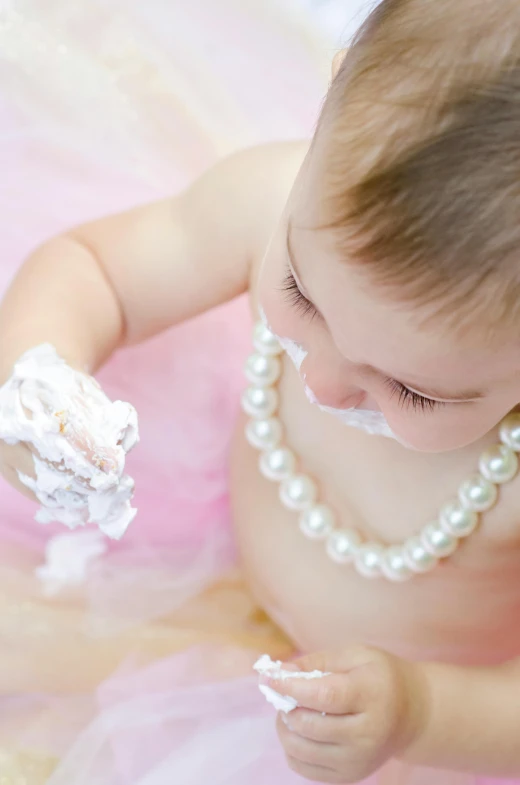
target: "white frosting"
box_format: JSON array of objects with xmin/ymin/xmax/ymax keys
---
[
  {"xmin": 253, "ymin": 654, "xmax": 330, "ymax": 713},
  {"xmin": 258, "ymin": 307, "xmax": 396, "ymax": 439},
  {"xmin": 259, "ymin": 307, "xmax": 308, "ymax": 372},
  {"xmin": 0, "ymin": 344, "xmax": 139, "ymax": 539},
  {"xmin": 304, "ymin": 384, "xmax": 318, "ymax": 404},
  {"xmin": 35, "ymin": 529, "xmax": 107, "ymax": 596},
  {"xmin": 258, "ymin": 685, "xmax": 298, "ymax": 713},
  {"xmin": 254, "ymin": 654, "xmax": 329, "ymax": 681},
  {"xmin": 317, "ymin": 404, "xmax": 395, "ymax": 438},
  {"xmin": 276, "ymin": 336, "xmax": 308, "ymax": 372}
]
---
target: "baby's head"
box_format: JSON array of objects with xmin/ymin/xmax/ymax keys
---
[{"xmin": 259, "ymin": 0, "xmax": 520, "ymax": 452}]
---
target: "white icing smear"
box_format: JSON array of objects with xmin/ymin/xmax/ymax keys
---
[
  {"xmin": 258, "ymin": 306, "xmax": 397, "ymax": 440},
  {"xmin": 259, "ymin": 685, "xmax": 298, "ymax": 713},
  {"xmin": 304, "ymin": 384, "xmax": 318, "ymax": 404},
  {"xmin": 254, "ymin": 654, "xmax": 330, "ymax": 713},
  {"xmin": 317, "ymin": 404, "xmax": 395, "ymax": 438},
  {"xmin": 0, "ymin": 344, "xmax": 139, "ymax": 539},
  {"xmin": 254, "ymin": 654, "xmax": 329, "ymax": 681},
  {"xmin": 276, "ymin": 336, "xmax": 307, "ymax": 372},
  {"xmin": 258, "ymin": 306, "xmax": 307, "ymax": 372},
  {"xmin": 36, "ymin": 529, "xmax": 108, "ymax": 597}
]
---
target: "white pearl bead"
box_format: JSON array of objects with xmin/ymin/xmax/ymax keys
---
[
  {"xmin": 380, "ymin": 546, "xmax": 413, "ymax": 582},
  {"xmin": 259, "ymin": 447, "xmax": 296, "ymax": 481},
  {"xmin": 458, "ymin": 474, "xmax": 498, "ymax": 512},
  {"xmin": 403, "ymin": 537, "xmax": 438, "ymax": 573},
  {"xmin": 421, "ymin": 522, "xmax": 458, "ymax": 558},
  {"xmin": 279, "ymin": 474, "xmax": 317, "ymax": 511},
  {"xmin": 499, "ymin": 413, "xmax": 520, "ymax": 452},
  {"xmin": 299, "ymin": 505, "xmax": 335, "ymax": 540},
  {"xmin": 326, "ymin": 529, "xmax": 362, "ymax": 563},
  {"xmin": 245, "ymin": 418, "xmax": 283, "ymax": 451},
  {"xmin": 253, "ymin": 323, "xmax": 283, "ymax": 356},
  {"xmin": 354, "ymin": 543, "xmax": 384, "ymax": 578},
  {"xmin": 244, "ymin": 353, "xmax": 281, "ymax": 387},
  {"xmin": 439, "ymin": 499, "xmax": 479, "ymax": 538},
  {"xmin": 479, "ymin": 444, "xmax": 518, "ymax": 484},
  {"xmin": 241, "ymin": 386, "xmax": 278, "ymax": 419}
]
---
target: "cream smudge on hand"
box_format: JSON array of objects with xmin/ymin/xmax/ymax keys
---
[{"xmin": 253, "ymin": 654, "xmax": 330, "ymax": 713}]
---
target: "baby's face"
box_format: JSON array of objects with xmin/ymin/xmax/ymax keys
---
[{"xmin": 258, "ymin": 144, "xmax": 520, "ymax": 453}]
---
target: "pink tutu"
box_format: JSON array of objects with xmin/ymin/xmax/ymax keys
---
[{"xmin": 0, "ymin": 2, "xmax": 517, "ymax": 783}]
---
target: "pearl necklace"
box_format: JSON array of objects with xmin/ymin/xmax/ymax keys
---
[{"xmin": 241, "ymin": 321, "xmax": 520, "ymax": 582}]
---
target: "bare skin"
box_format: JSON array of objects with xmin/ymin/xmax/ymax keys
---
[
  {"xmin": 2, "ymin": 137, "xmax": 520, "ymax": 777},
  {"xmin": 231, "ymin": 145, "xmax": 520, "ymax": 668}
]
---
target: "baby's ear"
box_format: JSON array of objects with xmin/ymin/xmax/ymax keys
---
[{"xmin": 331, "ymin": 49, "xmax": 348, "ymax": 80}]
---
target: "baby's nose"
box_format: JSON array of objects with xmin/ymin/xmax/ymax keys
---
[
  {"xmin": 299, "ymin": 342, "xmax": 363, "ymax": 408},
  {"xmin": 303, "ymin": 373, "xmax": 364, "ymax": 411}
]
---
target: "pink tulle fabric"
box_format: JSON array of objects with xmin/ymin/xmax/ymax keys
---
[{"xmin": 0, "ymin": 2, "xmax": 517, "ymax": 783}]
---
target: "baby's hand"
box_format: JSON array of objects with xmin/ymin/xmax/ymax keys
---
[
  {"xmin": 0, "ymin": 345, "xmax": 139, "ymax": 539},
  {"xmin": 269, "ymin": 647, "xmax": 428, "ymax": 783}
]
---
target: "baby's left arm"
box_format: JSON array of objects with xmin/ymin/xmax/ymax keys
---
[{"xmin": 264, "ymin": 646, "xmax": 520, "ymax": 782}]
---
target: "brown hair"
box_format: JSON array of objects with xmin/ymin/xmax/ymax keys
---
[{"xmin": 321, "ymin": 0, "xmax": 520, "ymax": 336}]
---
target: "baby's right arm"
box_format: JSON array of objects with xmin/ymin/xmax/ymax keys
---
[
  {"xmin": 0, "ymin": 143, "xmax": 290, "ymax": 381},
  {"xmin": 0, "ymin": 140, "xmax": 302, "ymax": 513}
]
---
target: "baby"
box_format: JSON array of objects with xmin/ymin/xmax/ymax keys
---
[{"xmin": 2, "ymin": 0, "xmax": 520, "ymax": 781}]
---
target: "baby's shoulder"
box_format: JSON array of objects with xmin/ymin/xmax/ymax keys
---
[
  {"xmin": 231, "ymin": 140, "xmax": 308, "ymax": 261},
  {"xmin": 237, "ymin": 139, "xmax": 308, "ymax": 196}
]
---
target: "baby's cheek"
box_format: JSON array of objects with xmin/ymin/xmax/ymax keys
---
[
  {"xmin": 383, "ymin": 404, "xmax": 479, "ymax": 453},
  {"xmin": 380, "ymin": 403, "xmax": 439, "ymax": 451}
]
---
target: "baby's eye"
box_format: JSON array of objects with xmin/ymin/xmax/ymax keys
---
[
  {"xmin": 279, "ymin": 269, "xmax": 318, "ymax": 321},
  {"xmin": 384, "ymin": 379, "xmax": 446, "ymax": 413}
]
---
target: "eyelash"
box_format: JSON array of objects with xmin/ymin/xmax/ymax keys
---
[
  {"xmin": 280, "ymin": 269, "xmax": 318, "ymax": 320},
  {"xmin": 280, "ymin": 269, "xmax": 444, "ymax": 414},
  {"xmin": 384, "ymin": 378, "xmax": 445, "ymax": 413}
]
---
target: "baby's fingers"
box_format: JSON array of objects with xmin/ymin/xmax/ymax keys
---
[
  {"xmin": 276, "ymin": 715, "xmax": 349, "ymax": 783},
  {"xmin": 267, "ymin": 673, "xmax": 360, "ymax": 716},
  {"xmin": 280, "ymin": 707, "xmax": 351, "ymax": 743}
]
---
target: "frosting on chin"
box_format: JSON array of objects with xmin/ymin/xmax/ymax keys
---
[{"xmin": 0, "ymin": 344, "xmax": 139, "ymax": 538}]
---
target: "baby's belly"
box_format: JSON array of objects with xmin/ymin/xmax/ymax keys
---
[{"xmin": 230, "ymin": 411, "xmax": 520, "ymax": 667}]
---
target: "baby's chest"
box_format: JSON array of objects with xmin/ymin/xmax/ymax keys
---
[
  {"xmin": 275, "ymin": 360, "xmax": 520, "ymax": 549},
  {"xmin": 231, "ymin": 369, "xmax": 520, "ymax": 663}
]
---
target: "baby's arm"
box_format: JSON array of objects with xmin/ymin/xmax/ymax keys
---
[
  {"xmin": 0, "ymin": 142, "xmax": 289, "ymax": 382},
  {"xmin": 0, "ymin": 141, "xmax": 302, "ymax": 514}
]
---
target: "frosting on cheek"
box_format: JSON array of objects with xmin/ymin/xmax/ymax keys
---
[
  {"xmin": 0, "ymin": 344, "xmax": 139, "ymax": 539},
  {"xmin": 258, "ymin": 306, "xmax": 307, "ymax": 373},
  {"xmin": 276, "ymin": 336, "xmax": 307, "ymax": 372}
]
